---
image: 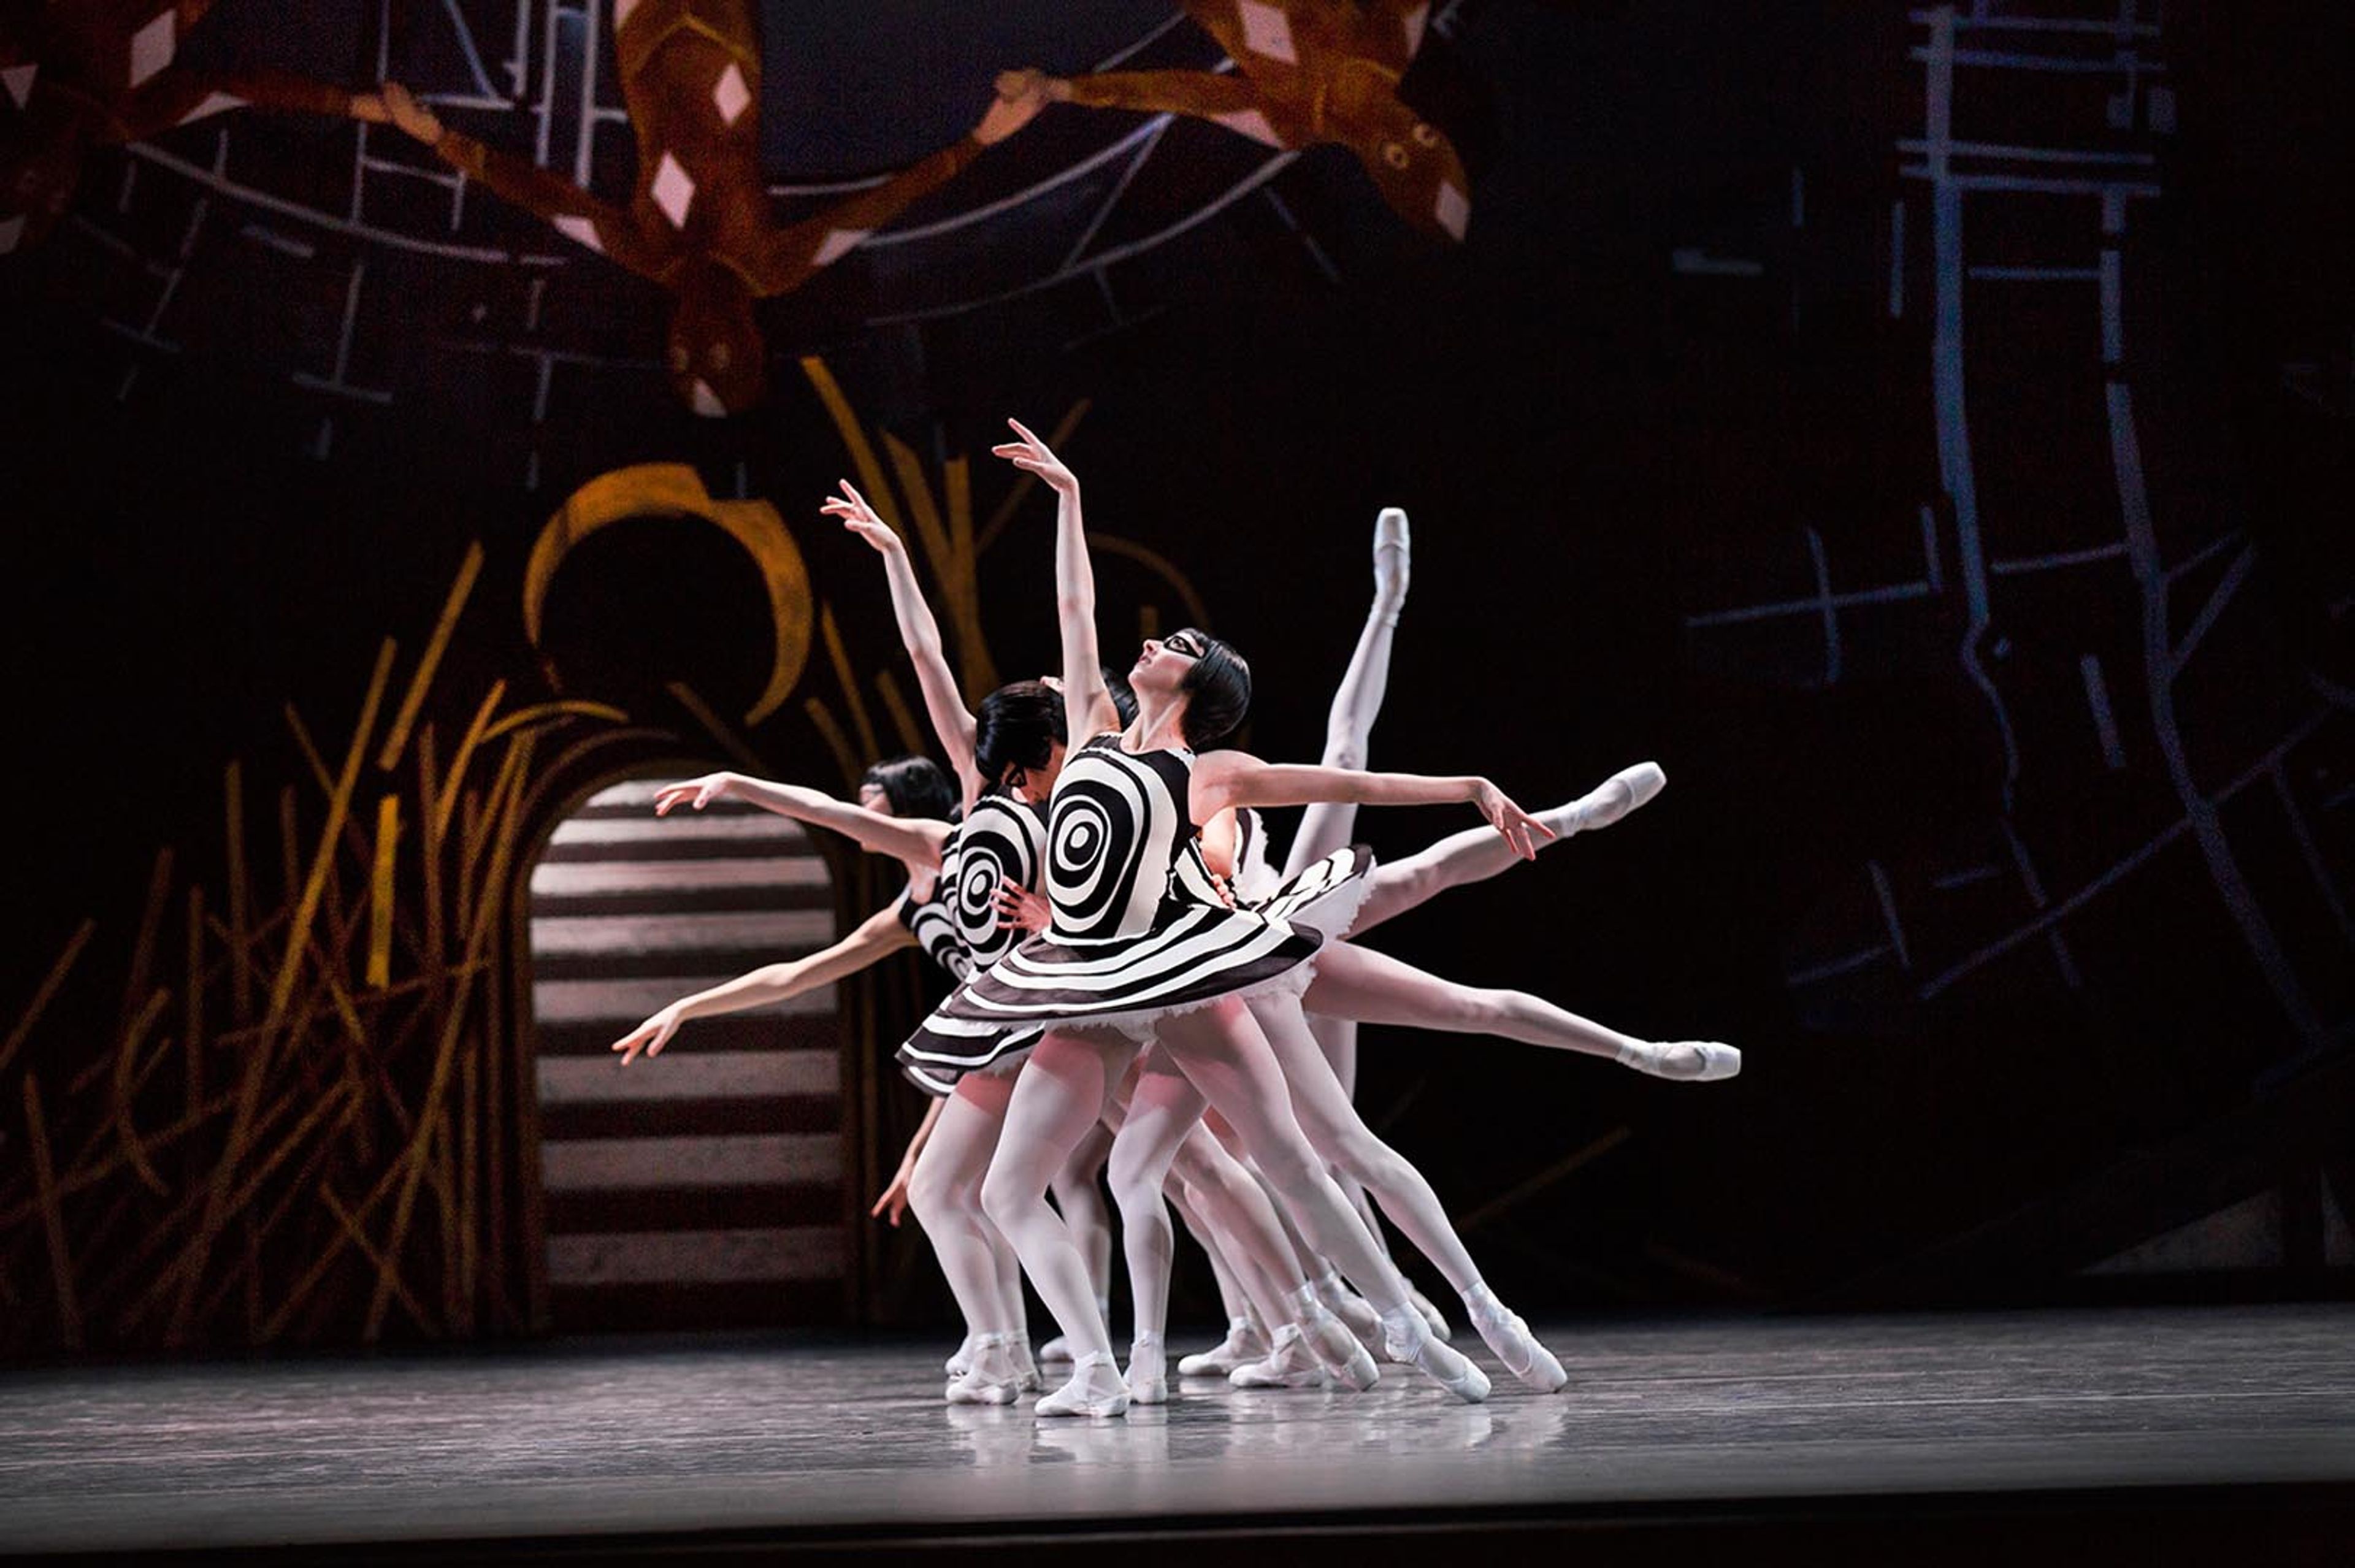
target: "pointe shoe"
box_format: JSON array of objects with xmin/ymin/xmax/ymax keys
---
[
  {"xmin": 1230, "ymin": 1325, "xmax": 1329, "ymax": 1390},
  {"xmin": 1013, "ymin": 1337, "xmax": 1042, "ymax": 1393},
  {"xmin": 1618, "ymin": 1041, "xmax": 1741, "ymax": 1082},
  {"xmin": 1036, "ymin": 1352, "xmax": 1131, "ymax": 1418},
  {"xmin": 1467, "ymin": 1299, "xmax": 1569, "ymax": 1394},
  {"xmin": 1411, "ymin": 1286, "xmax": 1453, "ymax": 1342},
  {"xmin": 1385, "ymin": 1317, "xmax": 1491, "ymax": 1404},
  {"xmin": 945, "ymin": 1334, "xmax": 1023, "ymax": 1405},
  {"xmin": 944, "ymin": 1336, "xmax": 976, "ymax": 1379},
  {"xmin": 1556, "ymin": 762, "xmax": 1666, "ymax": 837},
  {"xmin": 1314, "ymin": 1272, "xmax": 1384, "ymax": 1350},
  {"xmin": 1298, "ymin": 1304, "xmax": 1381, "ymax": 1392},
  {"xmin": 1125, "ymin": 1335, "xmax": 1169, "ymax": 1405},
  {"xmin": 1036, "ymin": 1334, "xmax": 1074, "ymax": 1364},
  {"xmin": 1373, "ymin": 507, "xmax": 1411, "ymax": 619},
  {"xmin": 1179, "ymin": 1318, "xmax": 1269, "ymax": 1377}
]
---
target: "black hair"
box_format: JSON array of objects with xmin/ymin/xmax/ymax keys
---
[
  {"xmin": 974, "ymin": 680, "xmax": 1066, "ymax": 792},
  {"xmin": 1100, "ymin": 665, "xmax": 1139, "ymax": 727},
  {"xmin": 859, "ymin": 754, "xmax": 955, "ymax": 820},
  {"xmin": 1175, "ymin": 629, "xmax": 1250, "ymax": 749}
]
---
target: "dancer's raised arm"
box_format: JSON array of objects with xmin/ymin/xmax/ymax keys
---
[
  {"xmin": 824, "ymin": 481, "xmax": 986, "ymax": 805},
  {"xmin": 1192, "ymin": 754, "xmax": 1555, "ymax": 861},
  {"xmin": 993, "ymin": 419, "xmax": 1120, "ymax": 741},
  {"xmin": 656, "ymin": 771, "xmax": 949, "ymax": 866},
  {"xmin": 611, "ymin": 904, "xmax": 914, "ymax": 1064}
]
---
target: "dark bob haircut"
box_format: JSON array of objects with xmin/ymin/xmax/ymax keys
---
[
  {"xmin": 859, "ymin": 754, "xmax": 955, "ymax": 820},
  {"xmin": 1176, "ymin": 629, "xmax": 1250, "ymax": 749},
  {"xmin": 975, "ymin": 680, "xmax": 1067, "ymax": 792}
]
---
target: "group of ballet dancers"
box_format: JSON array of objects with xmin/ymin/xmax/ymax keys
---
[{"xmin": 609, "ymin": 420, "xmax": 1739, "ymax": 1418}]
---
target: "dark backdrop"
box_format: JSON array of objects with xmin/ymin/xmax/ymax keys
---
[{"xmin": 1, "ymin": 1, "xmax": 2348, "ymax": 1349}]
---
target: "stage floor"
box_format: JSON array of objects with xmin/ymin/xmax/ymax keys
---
[{"xmin": 2, "ymin": 1303, "xmax": 2351, "ymax": 1558}]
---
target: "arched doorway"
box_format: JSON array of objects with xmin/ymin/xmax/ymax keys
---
[{"xmin": 525, "ymin": 777, "xmax": 849, "ymax": 1333}]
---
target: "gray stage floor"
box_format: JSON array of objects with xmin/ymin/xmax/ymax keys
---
[{"xmin": 2, "ymin": 1304, "xmax": 2351, "ymax": 1556}]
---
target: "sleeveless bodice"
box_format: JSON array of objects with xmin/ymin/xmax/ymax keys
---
[
  {"xmin": 1044, "ymin": 735, "xmax": 1197, "ymax": 942},
  {"xmin": 898, "ymin": 795, "xmax": 1049, "ymax": 979}
]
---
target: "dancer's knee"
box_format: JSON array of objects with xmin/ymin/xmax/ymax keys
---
[{"xmin": 978, "ymin": 1166, "xmax": 1037, "ymax": 1234}]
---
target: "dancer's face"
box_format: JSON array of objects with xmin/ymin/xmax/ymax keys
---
[
  {"xmin": 857, "ymin": 782, "xmax": 894, "ymax": 816},
  {"xmin": 1011, "ymin": 740, "xmax": 1068, "ymax": 803},
  {"xmin": 1130, "ymin": 631, "xmax": 1204, "ymax": 692}
]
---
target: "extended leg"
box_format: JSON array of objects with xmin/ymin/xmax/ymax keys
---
[
  {"xmin": 1347, "ymin": 763, "xmax": 1669, "ymax": 938},
  {"xmin": 908, "ymin": 1074, "xmax": 1029, "ymax": 1402},
  {"xmin": 1301, "ymin": 941, "xmax": 1739, "ymax": 1080},
  {"xmin": 1052, "ymin": 1120, "xmax": 1116, "ymax": 1324},
  {"xmin": 1252, "ymin": 994, "xmax": 1570, "ymax": 1393},
  {"xmin": 979, "ymin": 1030, "xmax": 1133, "ymax": 1415},
  {"xmin": 1153, "ymin": 998, "xmax": 1488, "ymax": 1402}
]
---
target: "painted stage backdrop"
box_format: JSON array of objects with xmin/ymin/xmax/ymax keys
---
[{"xmin": 0, "ymin": 2, "xmax": 2348, "ymax": 1353}]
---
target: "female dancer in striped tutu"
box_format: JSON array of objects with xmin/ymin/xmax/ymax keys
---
[
  {"xmin": 903, "ymin": 421, "xmax": 1571, "ymax": 1416},
  {"xmin": 605, "ymin": 691, "xmax": 1068, "ymax": 1402}
]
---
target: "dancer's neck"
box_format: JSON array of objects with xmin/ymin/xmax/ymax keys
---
[{"xmin": 1124, "ymin": 692, "xmax": 1192, "ymax": 753}]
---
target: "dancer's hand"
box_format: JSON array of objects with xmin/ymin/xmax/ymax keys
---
[
  {"xmin": 871, "ymin": 1164, "xmax": 914, "ymax": 1226},
  {"xmin": 990, "ymin": 418, "xmax": 1077, "ymax": 495},
  {"xmin": 1471, "ymin": 779, "xmax": 1555, "ymax": 861},
  {"xmin": 653, "ymin": 773, "xmax": 737, "ymax": 815},
  {"xmin": 611, "ymin": 1005, "xmax": 684, "ymax": 1066},
  {"xmin": 995, "ymin": 882, "xmax": 1052, "ymax": 933},
  {"xmin": 819, "ymin": 480, "xmax": 902, "ymax": 555}
]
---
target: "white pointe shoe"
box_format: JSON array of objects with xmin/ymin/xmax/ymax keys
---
[
  {"xmin": 944, "ymin": 1336, "xmax": 976, "ymax": 1379},
  {"xmin": 1125, "ymin": 1334, "xmax": 1169, "ymax": 1405},
  {"xmin": 1036, "ymin": 1334, "xmax": 1074, "ymax": 1364},
  {"xmin": 1036, "ymin": 1351, "xmax": 1131, "ymax": 1418},
  {"xmin": 1618, "ymin": 1041, "xmax": 1741, "ymax": 1082},
  {"xmin": 1385, "ymin": 1316, "xmax": 1492, "ymax": 1404},
  {"xmin": 1410, "ymin": 1286, "xmax": 1453, "ymax": 1342},
  {"xmin": 1373, "ymin": 507, "xmax": 1411, "ymax": 619},
  {"xmin": 944, "ymin": 1334, "xmax": 1023, "ymax": 1405},
  {"xmin": 1013, "ymin": 1337, "xmax": 1042, "ymax": 1393},
  {"xmin": 1468, "ymin": 1301, "xmax": 1569, "ymax": 1394},
  {"xmin": 1298, "ymin": 1304, "xmax": 1380, "ymax": 1392},
  {"xmin": 1314, "ymin": 1272, "xmax": 1384, "ymax": 1350},
  {"xmin": 1179, "ymin": 1318, "xmax": 1269, "ymax": 1377},
  {"xmin": 1229, "ymin": 1325, "xmax": 1330, "ymax": 1390},
  {"xmin": 1557, "ymin": 762, "xmax": 1667, "ymax": 836}
]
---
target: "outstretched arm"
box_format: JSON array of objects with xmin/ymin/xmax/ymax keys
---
[
  {"xmin": 655, "ymin": 771, "xmax": 950, "ymax": 866},
  {"xmin": 822, "ymin": 481, "xmax": 982, "ymax": 803},
  {"xmin": 1192, "ymin": 752, "xmax": 1554, "ymax": 860},
  {"xmin": 611, "ymin": 904, "xmax": 914, "ymax": 1063},
  {"xmin": 993, "ymin": 419, "xmax": 1120, "ymax": 742}
]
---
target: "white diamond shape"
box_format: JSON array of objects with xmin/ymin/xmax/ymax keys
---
[
  {"xmin": 553, "ymin": 214, "xmax": 605, "ymax": 254},
  {"xmin": 711, "ymin": 63, "xmax": 750, "ymax": 127},
  {"xmin": 691, "ymin": 380, "xmax": 727, "ymax": 418},
  {"xmin": 811, "ymin": 227, "xmax": 871, "ymax": 268},
  {"xmin": 651, "ymin": 152, "xmax": 695, "ymax": 228},
  {"xmin": 1237, "ymin": 1, "xmax": 1298, "ymax": 64},
  {"xmin": 1433, "ymin": 180, "xmax": 1469, "ymax": 241},
  {"xmin": 177, "ymin": 91, "xmax": 246, "ymax": 126},
  {"xmin": 615, "ymin": 0, "xmax": 643, "ymax": 26},
  {"xmin": 0, "ymin": 214, "xmax": 25, "ymax": 254},
  {"xmin": 129, "ymin": 10, "xmax": 177, "ymax": 89},
  {"xmin": 1211, "ymin": 107, "xmax": 1279, "ymax": 147},
  {"xmin": 1401, "ymin": 4, "xmax": 1431, "ymax": 58},
  {"xmin": 2, "ymin": 64, "xmax": 36, "ymax": 110}
]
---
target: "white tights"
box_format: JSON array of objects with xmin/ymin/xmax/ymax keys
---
[
  {"xmin": 1303, "ymin": 941, "xmax": 1645, "ymax": 1064},
  {"xmin": 906, "ymin": 1072, "xmax": 1023, "ymax": 1339}
]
